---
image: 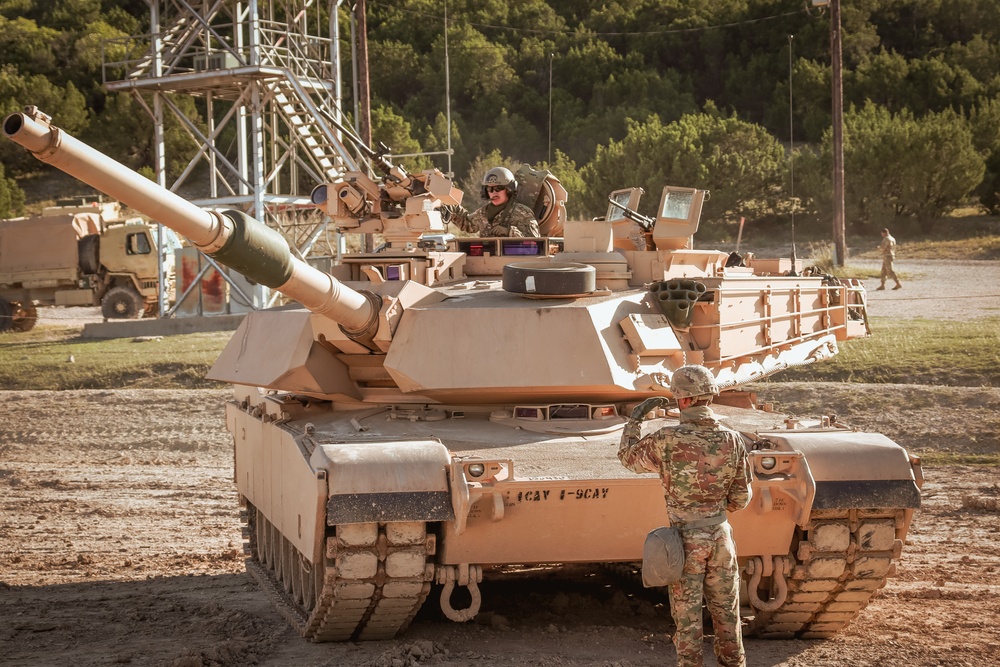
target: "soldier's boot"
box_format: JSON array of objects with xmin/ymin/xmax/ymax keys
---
[
  {"xmin": 876, "ymin": 283, "xmax": 886, "ymax": 290},
  {"xmin": 893, "ymin": 282, "xmax": 902, "ymax": 290}
]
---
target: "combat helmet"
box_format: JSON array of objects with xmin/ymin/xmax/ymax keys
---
[
  {"xmin": 670, "ymin": 364, "xmax": 719, "ymax": 400},
  {"xmin": 481, "ymin": 166, "xmax": 518, "ymax": 199}
]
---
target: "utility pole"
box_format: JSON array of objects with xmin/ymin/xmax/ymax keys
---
[
  {"xmin": 355, "ymin": 0, "xmax": 373, "ymax": 252},
  {"xmin": 830, "ymin": 0, "xmax": 846, "ymax": 266},
  {"xmin": 444, "ymin": 1, "xmax": 452, "ymax": 179}
]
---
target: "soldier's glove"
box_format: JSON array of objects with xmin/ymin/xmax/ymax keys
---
[
  {"xmin": 630, "ymin": 396, "xmax": 671, "ymax": 421},
  {"xmin": 440, "ymin": 204, "xmax": 466, "ymax": 223}
]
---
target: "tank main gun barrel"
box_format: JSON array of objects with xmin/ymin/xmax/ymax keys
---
[{"xmin": 3, "ymin": 107, "xmax": 378, "ymax": 335}]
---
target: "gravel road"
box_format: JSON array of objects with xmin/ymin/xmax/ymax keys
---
[{"xmin": 852, "ymin": 259, "xmax": 1000, "ymax": 320}]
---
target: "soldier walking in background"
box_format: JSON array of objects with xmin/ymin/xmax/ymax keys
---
[
  {"xmin": 877, "ymin": 228, "xmax": 902, "ymax": 290},
  {"xmin": 618, "ymin": 365, "xmax": 752, "ymax": 667},
  {"xmin": 443, "ymin": 167, "xmax": 539, "ymax": 237}
]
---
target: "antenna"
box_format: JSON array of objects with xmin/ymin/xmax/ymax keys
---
[{"xmin": 787, "ymin": 33, "xmax": 798, "ymax": 277}]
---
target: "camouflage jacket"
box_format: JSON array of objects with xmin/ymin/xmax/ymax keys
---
[
  {"xmin": 452, "ymin": 201, "xmax": 539, "ymax": 237},
  {"xmin": 617, "ymin": 405, "xmax": 752, "ymax": 525}
]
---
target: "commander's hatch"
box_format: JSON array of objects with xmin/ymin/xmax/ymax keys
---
[
  {"xmin": 651, "ymin": 186, "xmax": 707, "ymax": 250},
  {"xmin": 606, "ymin": 187, "xmax": 645, "ymax": 251},
  {"xmin": 606, "ymin": 187, "xmax": 644, "ymax": 223}
]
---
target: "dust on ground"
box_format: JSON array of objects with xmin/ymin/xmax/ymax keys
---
[
  {"xmin": 0, "ymin": 388, "xmax": 997, "ymax": 667},
  {"xmin": 3, "ymin": 258, "xmax": 1000, "ymax": 666}
]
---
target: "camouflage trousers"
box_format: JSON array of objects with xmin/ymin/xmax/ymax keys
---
[{"xmin": 667, "ymin": 522, "xmax": 745, "ymax": 667}]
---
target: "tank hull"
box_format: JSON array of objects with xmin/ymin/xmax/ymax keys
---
[{"xmin": 230, "ymin": 385, "xmax": 921, "ymax": 641}]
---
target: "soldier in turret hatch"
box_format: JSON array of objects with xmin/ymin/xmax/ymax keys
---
[{"xmin": 442, "ymin": 167, "xmax": 540, "ymax": 237}]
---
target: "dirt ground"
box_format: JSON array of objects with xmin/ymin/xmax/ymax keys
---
[{"xmin": 2, "ymin": 259, "xmax": 999, "ymax": 666}]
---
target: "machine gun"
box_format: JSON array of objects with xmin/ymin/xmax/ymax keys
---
[
  {"xmin": 306, "ymin": 112, "xmax": 462, "ymax": 248},
  {"xmin": 607, "ymin": 195, "xmax": 655, "ymax": 232}
]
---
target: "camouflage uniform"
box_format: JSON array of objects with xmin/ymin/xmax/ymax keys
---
[
  {"xmin": 618, "ymin": 404, "xmax": 752, "ymax": 667},
  {"xmin": 451, "ymin": 201, "xmax": 540, "ymax": 237},
  {"xmin": 877, "ymin": 231, "xmax": 901, "ymax": 289}
]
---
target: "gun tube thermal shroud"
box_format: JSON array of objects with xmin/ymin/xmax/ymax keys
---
[{"xmin": 2, "ymin": 109, "xmax": 379, "ymax": 338}]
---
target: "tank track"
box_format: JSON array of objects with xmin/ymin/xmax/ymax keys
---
[
  {"xmin": 747, "ymin": 508, "xmax": 905, "ymax": 638},
  {"xmin": 243, "ymin": 502, "xmax": 436, "ymax": 641},
  {"xmin": 602, "ymin": 508, "xmax": 906, "ymax": 640}
]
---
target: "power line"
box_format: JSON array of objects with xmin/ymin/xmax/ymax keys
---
[{"xmin": 367, "ymin": 2, "xmax": 814, "ymax": 38}]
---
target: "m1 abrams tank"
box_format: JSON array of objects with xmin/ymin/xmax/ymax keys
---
[{"xmin": 4, "ymin": 107, "xmax": 922, "ymax": 642}]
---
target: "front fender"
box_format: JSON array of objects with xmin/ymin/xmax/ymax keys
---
[
  {"xmin": 757, "ymin": 431, "xmax": 921, "ymax": 510},
  {"xmin": 311, "ymin": 439, "xmax": 456, "ymax": 525}
]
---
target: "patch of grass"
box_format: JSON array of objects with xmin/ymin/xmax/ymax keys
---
[
  {"xmin": 773, "ymin": 316, "xmax": 1000, "ymax": 387},
  {"xmin": 0, "ymin": 326, "xmax": 232, "ymax": 390},
  {"xmin": 802, "ymin": 242, "xmax": 882, "ymax": 279},
  {"xmin": 853, "ymin": 235, "xmax": 1000, "ymax": 261},
  {"xmin": 916, "ymin": 452, "xmax": 1000, "ymax": 466}
]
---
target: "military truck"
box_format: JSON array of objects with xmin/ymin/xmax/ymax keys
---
[
  {"xmin": 4, "ymin": 106, "xmax": 922, "ymax": 642},
  {"xmin": 0, "ymin": 196, "xmax": 177, "ymax": 332}
]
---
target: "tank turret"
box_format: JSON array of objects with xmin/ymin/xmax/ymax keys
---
[{"xmin": 4, "ymin": 108, "xmax": 921, "ymax": 643}]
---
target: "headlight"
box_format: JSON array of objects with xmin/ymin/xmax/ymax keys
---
[
  {"xmin": 467, "ymin": 463, "xmax": 486, "ymax": 478},
  {"xmin": 760, "ymin": 456, "xmax": 777, "ymax": 471}
]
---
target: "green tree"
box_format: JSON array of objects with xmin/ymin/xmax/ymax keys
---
[
  {"xmin": 85, "ymin": 93, "xmax": 202, "ymax": 181},
  {"xmin": 0, "ymin": 67, "xmax": 89, "ymax": 175},
  {"xmin": 970, "ymin": 95, "xmax": 1000, "ymax": 212},
  {"xmin": 419, "ymin": 112, "xmax": 465, "ymax": 178},
  {"xmin": 580, "ymin": 113, "xmax": 786, "ymax": 222},
  {"xmin": 0, "ymin": 160, "xmax": 25, "ymax": 218},
  {"xmin": 368, "ymin": 40, "xmax": 422, "ymax": 113},
  {"xmin": 896, "ymin": 108, "xmax": 984, "ymax": 230},
  {"xmin": 539, "ymin": 150, "xmax": 585, "ymax": 220},
  {"xmin": 478, "ymin": 108, "xmax": 542, "ymax": 164},
  {"xmin": 797, "ymin": 102, "xmax": 985, "ymax": 232},
  {"xmin": 371, "ymin": 104, "xmax": 433, "ymax": 172},
  {"xmin": 0, "ymin": 17, "xmax": 59, "ymax": 76},
  {"xmin": 71, "ymin": 20, "xmax": 130, "ymax": 81}
]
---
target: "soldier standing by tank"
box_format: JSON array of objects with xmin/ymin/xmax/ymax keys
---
[
  {"xmin": 442, "ymin": 167, "xmax": 540, "ymax": 237},
  {"xmin": 877, "ymin": 227, "xmax": 902, "ymax": 290},
  {"xmin": 617, "ymin": 365, "xmax": 752, "ymax": 667}
]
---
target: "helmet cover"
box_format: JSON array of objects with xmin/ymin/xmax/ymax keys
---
[{"xmin": 670, "ymin": 364, "xmax": 719, "ymax": 399}]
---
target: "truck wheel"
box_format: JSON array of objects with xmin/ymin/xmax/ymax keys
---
[
  {"xmin": 0, "ymin": 299, "xmax": 12, "ymax": 332},
  {"xmin": 10, "ymin": 301, "xmax": 37, "ymax": 332},
  {"xmin": 102, "ymin": 286, "xmax": 144, "ymax": 320}
]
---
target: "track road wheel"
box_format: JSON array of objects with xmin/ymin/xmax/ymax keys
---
[
  {"xmin": 745, "ymin": 508, "xmax": 905, "ymax": 638},
  {"xmin": 11, "ymin": 301, "xmax": 38, "ymax": 332},
  {"xmin": 243, "ymin": 503, "xmax": 435, "ymax": 642},
  {"xmin": 102, "ymin": 286, "xmax": 144, "ymax": 319},
  {"xmin": 0, "ymin": 299, "xmax": 13, "ymax": 332}
]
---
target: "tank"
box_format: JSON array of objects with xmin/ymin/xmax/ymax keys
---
[{"xmin": 4, "ymin": 106, "xmax": 922, "ymax": 641}]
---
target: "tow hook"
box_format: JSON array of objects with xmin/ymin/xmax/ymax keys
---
[
  {"xmin": 437, "ymin": 564, "xmax": 483, "ymax": 622},
  {"xmin": 746, "ymin": 555, "xmax": 790, "ymax": 612}
]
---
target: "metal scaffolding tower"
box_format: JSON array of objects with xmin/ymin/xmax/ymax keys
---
[{"xmin": 101, "ymin": 0, "xmax": 354, "ymax": 315}]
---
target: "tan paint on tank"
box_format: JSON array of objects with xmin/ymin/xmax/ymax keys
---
[{"xmin": 231, "ymin": 399, "xmax": 323, "ymax": 562}]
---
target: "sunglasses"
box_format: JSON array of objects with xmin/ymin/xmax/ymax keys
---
[{"xmin": 485, "ymin": 185, "xmax": 506, "ymax": 194}]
